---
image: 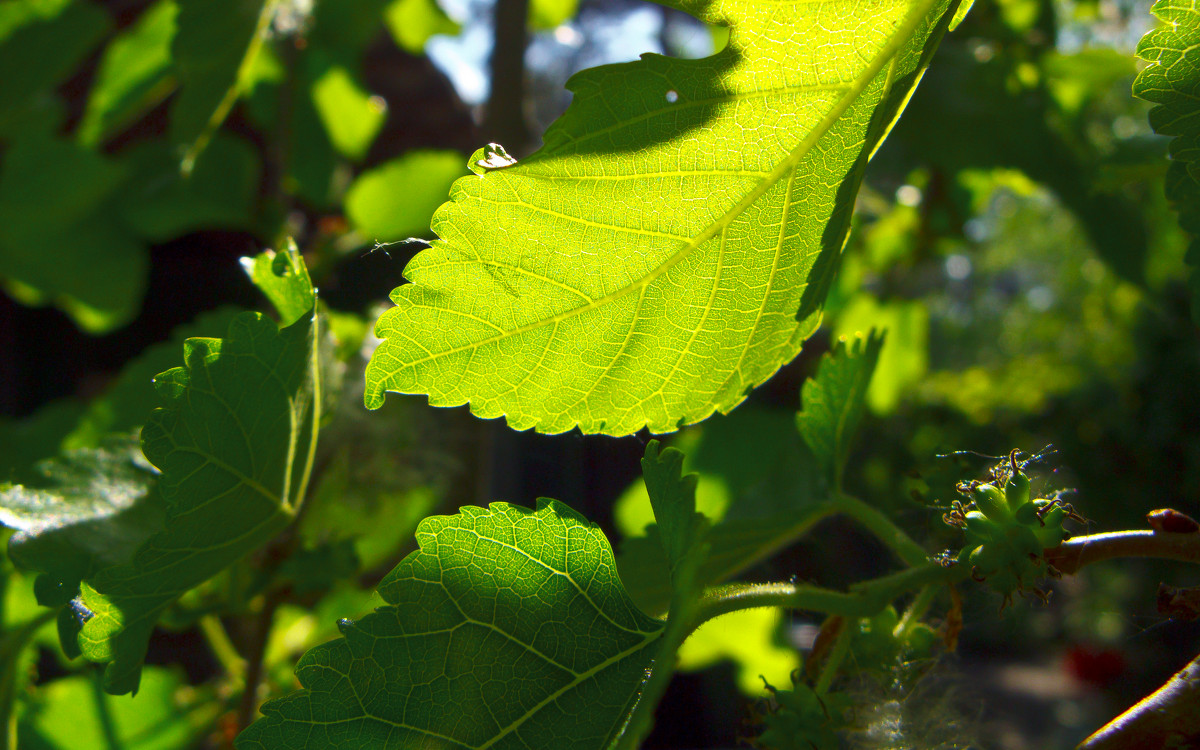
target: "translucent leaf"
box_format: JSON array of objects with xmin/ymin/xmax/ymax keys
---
[
  {"xmin": 77, "ymin": 0, "xmax": 179, "ymax": 147},
  {"xmin": 18, "ymin": 667, "xmax": 206, "ymax": 750},
  {"xmin": 365, "ymin": 0, "xmax": 962, "ymax": 435},
  {"xmin": 795, "ymin": 331, "xmax": 884, "ymax": 489},
  {"xmin": 310, "ymin": 66, "xmax": 387, "ymax": 161},
  {"xmin": 613, "ymin": 444, "xmax": 712, "ymax": 748},
  {"xmin": 1135, "ymin": 0, "xmax": 1200, "ymax": 321},
  {"xmin": 238, "ymin": 499, "xmax": 663, "ymax": 750},
  {"xmin": 75, "ymin": 249, "xmax": 321, "ymax": 694},
  {"xmin": 641, "ymin": 441, "xmax": 705, "ymax": 573},
  {"xmin": 384, "ymin": 0, "xmax": 459, "ymax": 53},
  {"xmin": 0, "ymin": 0, "xmax": 112, "ymax": 137},
  {"xmin": 345, "ymin": 151, "xmax": 465, "ymax": 241},
  {"xmin": 240, "ymin": 241, "xmax": 316, "ymax": 327}
]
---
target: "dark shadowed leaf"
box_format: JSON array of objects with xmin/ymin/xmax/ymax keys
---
[{"xmin": 73, "ymin": 249, "xmax": 320, "ymax": 694}]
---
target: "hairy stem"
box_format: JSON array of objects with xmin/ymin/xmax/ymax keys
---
[
  {"xmin": 894, "ymin": 584, "xmax": 938, "ymax": 640},
  {"xmin": 693, "ymin": 562, "xmax": 968, "ymax": 631},
  {"xmin": 814, "ymin": 617, "xmax": 856, "ymax": 695}
]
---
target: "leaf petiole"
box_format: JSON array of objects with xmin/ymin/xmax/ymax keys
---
[
  {"xmin": 690, "ymin": 562, "xmax": 969, "ymax": 634},
  {"xmin": 832, "ymin": 492, "xmax": 930, "ymax": 567}
]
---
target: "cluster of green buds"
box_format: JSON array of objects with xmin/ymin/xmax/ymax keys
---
[{"xmin": 943, "ymin": 450, "xmax": 1082, "ymax": 607}]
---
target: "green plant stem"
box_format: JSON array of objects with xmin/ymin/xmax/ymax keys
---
[
  {"xmin": 612, "ymin": 546, "xmax": 707, "ymax": 750},
  {"xmin": 893, "ymin": 583, "xmax": 937, "ymax": 640},
  {"xmin": 814, "ymin": 617, "xmax": 856, "ymax": 695},
  {"xmin": 0, "ymin": 610, "xmax": 55, "ymax": 750},
  {"xmin": 693, "ymin": 562, "xmax": 969, "ymax": 632},
  {"xmin": 833, "ymin": 493, "xmax": 930, "ymax": 567},
  {"xmin": 199, "ymin": 615, "xmax": 246, "ymax": 685},
  {"xmin": 236, "ymin": 594, "xmax": 281, "ymax": 733},
  {"xmin": 1046, "ymin": 529, "xmax": 1200, "ymax": 575},
  {"xmin": 181, "ymin": 0, "xmax": 282, "ymax": 174},
  {"xmin": 91, "ymin": 669, "xmax": 121, "ymax": 750}
]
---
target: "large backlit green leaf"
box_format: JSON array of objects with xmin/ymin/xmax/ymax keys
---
[
  {"xmin": 365, "ymin": 0, "xmax": 962, "ymax": 435},
  {"xmin": 238, "ymin": 499, "xmax": 663, "ymax": 750},
  {"xmin": 1134, "ymin": 0, "xmax": 1200, "ymax": 321},
  {"xmin": 74, "ymin": 248, "xmax": 320, "ymax": 695}
]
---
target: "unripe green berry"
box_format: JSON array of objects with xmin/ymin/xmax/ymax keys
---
[
  {"xmin": 1014, "ymin": 501, "xmax": 1039, "ymax": 526},
  {"xmin": 969, "ymin": 543, "xmax": 1005, "ymax": 576},
  {"xmin": 964, "ymin": 511, "xmax": 998, "ymax": 546},
  {"xmin": 1033, "ymin": 506, "xmax": 1068, "ymax": 549},
  {"xmin": 972, "ymin": 483, "xmax": 1011, "ymax": 522},
  {"xmin": 1005, "ymin": 472, "xmax": 1031, "ymax": 513}
]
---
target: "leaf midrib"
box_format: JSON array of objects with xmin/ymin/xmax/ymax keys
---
[{"xmin": 390, "ymin": 0, "xmax": 940, "ymax": 378}]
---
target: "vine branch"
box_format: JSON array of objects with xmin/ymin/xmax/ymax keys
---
[
  {"xmin": 1079, "ymin": 652, "xmax": 1200, "ymax": 749},
  {"xmin": 1045, "ymin": 528, "xmax": 1200, "ymax": 575}
]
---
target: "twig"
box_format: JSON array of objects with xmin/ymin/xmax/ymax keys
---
[
  {"xmin": 1044, "ymin": 529, "xmax": 1200, "ymax": 575},
  {"xmin": 235, "ymin": 593, "xmax": 281, "ymax": 733},
  {"xmin": 1078, "ymin": 652, "xmax": 1200, "ymax": 750}
]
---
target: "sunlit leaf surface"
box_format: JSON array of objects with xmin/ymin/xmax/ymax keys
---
[{"xmin": 366, "ymin": 0, "xmax": 961, "ymax": 435}]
